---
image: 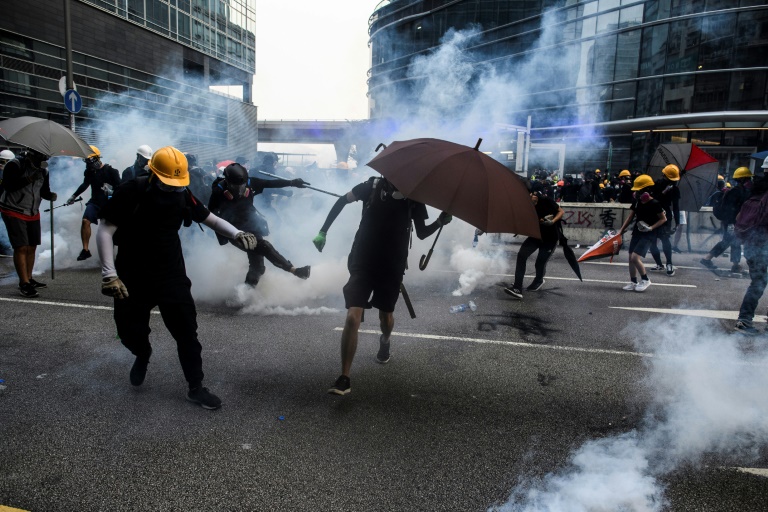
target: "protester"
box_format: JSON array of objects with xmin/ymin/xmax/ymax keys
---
[
  {"xmin": 313, "ymin": 176, "xmax": 451, "ymax": 395},
  {"xmin": 66, "ymin": 146, "xmax": 121, "ymax": 261},
  {"xmin": 700, "ymin": 166, "xmax": 752, "ymax": 273},
  {"xmin": 184, "ymin": 153, "xmax": 212, "ymax": 204},
  {"xmin": 617, "ymin": 169, "xmax": 634, "ymax": 203},
  {"xmin": 0, "ymin": 149, "xmax": 15, "ymax": 257},
  {"xmin": 209, "ymin": 163, "xmax": 310, "ymax": 286},
  {"xmin": 0, "ymin": 149, "xmax": 58, "ymax": 297},
  {"xmin": 617, "ymin": 174, "xmax": 667, "ymax": 292},
  {"xmin": 648, "ymin": 164, "xmax": 680, "ymax": 276},
  {"xmin": 733, "ymin": 170, "xmax": 768, "ymax": 335},
  {"xmin": 504, "ymin": 187, "xmax": 564, "ymax": 299},
  {"xmin": 96, "ymin": 146, "xmax": 258, "ymax": 410},
  {"xmin": 121, "ymin": 145, "xmax": 152, "ymax": 183}
]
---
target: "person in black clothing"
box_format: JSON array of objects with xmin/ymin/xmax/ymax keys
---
[
  {"xmin": 313, "ymin": 176, "xmax": 451, "ymax": 395},
  {"xmin": 560, "ymin": 177, "xmax": 578, "ymax": 202},
  {"xmin": 121, "ymin": 145, "xmax": 152, "ymax": 183},
  {"xmin": 504, "ymin": 187, "xmax": 564, "ymax": 300},
  {"xmin": 617, "ymin": 169, "xmax": 634, "ymax": 203},
  {"xmin": 700, "ymin": 167, "xmax": 753, "ymax": 273},
  {"xmin": 96, "ymin": 146, "xmax": 258, "ymax": 410},
  {"xmin": 208, "ymin": 163, "xmax": 311, "ymax": 286},
  {"xmin": 648, "ymin": 164, "xmax": 681, "ymax": 276},
  {"xmin": 66, "ymin": 145, "xmax": 121, "ymax": 262},
  {"xmin": 618, "ymin": 174, "xmax": 667, "ymax": 292},
  {"xmin": 184, "ymin": 153, "xmax": 212, "ymax": 205}
]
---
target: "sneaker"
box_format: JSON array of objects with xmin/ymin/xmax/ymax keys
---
[
  {"xmin": 526, "ymin": 280, "xmax": 545, "ymax": 292},
  {"xmin": 622, "ymin": 282, "xmax": 637, "ymax": 291},
  {"xmin": 634, "ymin": 279, "xmax": 651, "ymax": 292},
  {"xmin": 187, "ymin": 386, "xmax": 222, "ymax": 410},
  {"xmin": 672, "ymin": 246, "xmax": 682, "ymax": 254},
  {"xmin": 665, "ymin": 264, "xmax": 675, "ymax": 277},
  {"xmin": 734, "ymin": 321, "xmax": 759, "ymax": 336},
  {"xmin": 77, "ymin": 249, "xmax": 92, "ymax": 261},
  {"xmin": 504, "ymin": 286, "xmax": 523, "ymax": 299},
  {"xmin": 731, "ymin": 264, "xmax": 743, "ymax": 274},
  {"xmin": 29, "ymin": 278, "xmax": 47, "ymax": 289},
  {"xmin": 294, "ymin": 265, "xmax": 311, "ymax": 280},
  {"xmin": 19, "ymin": 282, "xmax": 39, "ymax": 298},
  {"xmin": 699, "ymin": 258, "xmax": 717, "ymax": 270},
  {"xmin": 376, "ymin": 335, "xmax": 390, "ymax": 364},
  {"xmin": 129, "ymin": 357, "xmax": 149, "ymax": 386},
  {"xmin": 649, "ymin": 265, "xmax": 664, "ymax": 271},
  {"xmin": 328, "ymin": 375, "xmax": 351, "ymax": 395}
]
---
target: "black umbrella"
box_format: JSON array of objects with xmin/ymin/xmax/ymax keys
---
[
  {"xmin": 0, "ymin": 116, "xmax": 92, "ymax": 158},
  {"xmin": 558, "ymin": 224, "xmax": 582, "ymax": 281}
]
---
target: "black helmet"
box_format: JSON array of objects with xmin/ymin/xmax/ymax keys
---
[{"xmin": 223, "ymin": 163, "xmax": 248, "ymax": 185}]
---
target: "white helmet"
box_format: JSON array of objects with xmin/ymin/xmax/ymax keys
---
[
  {"xmin": 0, "ymin": 149, "xmax": 15, "ymax": 160},
  {"xmin": 137, "ymin": 145, "xmax": 153, "ymax": 160}
]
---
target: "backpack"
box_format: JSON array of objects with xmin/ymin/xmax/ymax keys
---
[
  {"xmin": 734, "ymin": 193, "xmax": 768, "ymax": 242},
  {"xmin": 711, "ymin": 189, "xmax": 727, "ymax": 220}
]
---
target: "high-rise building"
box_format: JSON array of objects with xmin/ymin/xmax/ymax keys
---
[
  {"xmin": 368, "ymin": 0, "xmax": 768, "ymax": 176},
  {"xmin": 1, "ymin": 0, "xmax": 258, "ymax": 156}
]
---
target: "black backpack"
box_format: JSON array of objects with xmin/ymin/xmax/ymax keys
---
[{"xmin": 711, "ymin": 189, "xmax": 728, "ymax": 221}]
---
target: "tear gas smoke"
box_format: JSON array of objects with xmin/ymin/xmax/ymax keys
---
[{"xmin": 491, "ymin": 317, "xmax": 768, "ymax": 512}]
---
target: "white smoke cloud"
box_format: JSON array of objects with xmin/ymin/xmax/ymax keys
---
[{"xmin": 491, "ymin": 317, "xmax": 768, "ymax": 511}]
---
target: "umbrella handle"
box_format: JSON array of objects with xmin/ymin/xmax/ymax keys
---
[
  {"xmin": 419, "ymin": 225, "xmax": 443, "ymax": 270},
  {"xmin": 375, "ymin": 143, "xmax": 387, "ymax": 152}
]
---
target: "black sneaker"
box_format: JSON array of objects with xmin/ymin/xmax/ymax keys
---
[
  {"xmin": 734, "ymin": 321, "xmax": 759, "ymax": 336},
  {"xmin": 19, "ymin": 282, "xmax": 39, "ymax": 298},
  {"xmin": 665, "ymin": 264, "xmax": 675, "ymax": 277},
  {"xmin": 77, "ymin": 249, "xmax": 92, "ymax": 261},
  {"xmin": 672, "ymin": 246, "xmax": 682, "ymax": 254},
  {"xmin": 504, "ymin": 286, "xmax": 523, "ymax": 299},
  {"xmin": 294, "ymin": 266, "xmax": 311, "ymax": 279},
  {"xmin": 187, "ymin": 386, "xmax": 222, "ymax": 410},
  {"xmin": 328, "ymin": 375, "xmax": 351, "ymax": 395},
  {"xmin": 699, "ymin": 258, "xmax": 716, "ymax": 270},
  {"xmin": 731, "ymin": 264, "xmax": 743, "ymax": 274},
  {"xmin": 526, "ymin": 280, "xmax": 545, "ymax": 291},
  {"xmin": 376, "ymin": 335, "xmax": 390, "ymax": 364},
  {"xmin": 29, "ymin": 278, "xmax": 47, "ymax": 289},
  {"xmin": 129, "ymin": 357, "xmax": 149, "ymax": 386}
]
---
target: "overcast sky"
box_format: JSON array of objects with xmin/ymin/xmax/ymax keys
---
[{"xmin": 253, "ymin": 1, "xmax": 382, "ymax": 121}]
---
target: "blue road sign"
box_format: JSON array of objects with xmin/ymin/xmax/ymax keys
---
[{"xmin": 64, "ymin": 89, "xmax": 82, "ymax": 113}]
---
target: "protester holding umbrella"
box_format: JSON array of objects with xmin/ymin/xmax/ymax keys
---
[
  {"xmin": 66, "ymin": 145, "xmax": 121, "ymax": 261},
  {"xmin": 617, "ymin": 175, "xmax": 667, "ymax": 292},
  {"xmin": 0, "ymin": 149, "xmax": 15, "ymax": 256},
  {"xmin": 504, "ymin": 185, "xmax": 564, "ymax": 299},
  {"xmin": 313, "ymin": 175, "xmax": 451, "ymax": 395},
  {"xmin": 0, "ymin": 149, "xmax": 58, "ymax": 297},
  {"xmin": 648, "ymin": 164, "xmax": 681, "ymax": 277}
]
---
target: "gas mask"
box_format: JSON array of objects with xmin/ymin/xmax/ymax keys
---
[
  {"xmin": 156, "ymin": 181, "xmax": 186, "ymax": 193},
  {"xmin": 380, "ymin": 179, "xmax": 404, "ymax": 201},
  {"xmin": 29, "ymin": 151, "xmax": 49, "ymax": 169},
  {"xmin": 224, "ymin": 182, "xmax": 249, "ymax": 200},
  {"xmin": 84, "ymin": 156, "xmax": 101, "ymax": 172}
]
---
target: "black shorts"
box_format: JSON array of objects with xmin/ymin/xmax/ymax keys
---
[
  {"xmin": 628, "ymin": 231, "xmax": 654, "ymax": 257},
  {"xmin": 1, "ymin": 214, "xmax": 41, "ymax": 247},
  {"xmin": 83, "ymin": 203, "xmax": 101, "ymax": 224},
  {"xmin": 343, "ymin": 271, "xmax": 401, "ymax": 313}
]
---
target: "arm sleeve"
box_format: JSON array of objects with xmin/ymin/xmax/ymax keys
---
[
  {"xmin": 202, "ymin": 211, "xmax": 241, "ymax": 239},
  {"xmin": 412, "ymin": 203, "xmax": 440, "ymax": 239},
  {"xmin": 72, "ymin": 173, "xmax": 89, "ymax": 197},
  {"xmin": 250, "ymin": 177, "xmax": 292, "ymax": 189},
  {"xmin": 96, "ymin": 220, "xmax": 118, "ymax": 278},
  {"xmin": 319, "ymin": 192, "xmax": 355, "ymax": 233}
]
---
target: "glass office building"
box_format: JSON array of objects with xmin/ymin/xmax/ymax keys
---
[
  {"xmin": 368, "ymin": 0, "xmax": 768, "ymax": 175},
  {"xmin": 0, "ymin": 0, "xmax": 257, "ymax": 156}
]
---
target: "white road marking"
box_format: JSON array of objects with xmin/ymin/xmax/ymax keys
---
[
  {"xmin": 610, "ymin": 306, "xmax": 766, "ymax": 323},
  {"xmin": 734, "ymin": 467, "xmax": 768, "ymax": 478},
  {"xmin": 336, "ymin": 327, "xmax": 655, "ymax": 358},
  {"xmin": 0, "ymin": 297, "xmax": 161, "ymax": 314},
  {"xmin": 430, "ymin": 269, "xmax": 696, "ymax": 287}
]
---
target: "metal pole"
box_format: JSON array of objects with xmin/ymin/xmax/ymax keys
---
[
  {"xmin": 64, "ymin": 0, "xmax": 75, "ymax": 132},
  {"xmin": 50, "ymin": 200, "xmax": 55, "ymax": 279},
  {"xmin": 523, "ymin": 115, "xmax": 532, "ymax": 176}
]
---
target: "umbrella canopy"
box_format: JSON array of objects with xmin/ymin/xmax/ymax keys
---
[
  {"xmin": 216, "ymin": 159, "xmax": 235, "ymax": 169},
  {"xmin": 367, "ymin": 138, "xmax": 541, "ymax": 238},
  {"xmin": 558, "ymin": 227, "xmax": 582, "ymax": 281},
  {"xmin": 749, "ymin": 150, "xmax": 768, "ymax": 161},
  {"xmin": 647, "ymin": 143, "xmax": 719, "ymax": 212},
  {"xmin": 0, "ymin": 116, "xmax": 92, "ymax": 158},
  {"xmin": 578, "ymin": 230, "xmax": 623, "ymax": 262}
]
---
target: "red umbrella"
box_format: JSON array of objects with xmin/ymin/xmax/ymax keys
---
[
  {"xmin": 647, "ymin": 143, "xmax": 719, "ymax": 212},
  {"xmin": 367, "ymin": 138, "xmax": 540, "ymax": 238},
  {"xmin": 216, "ymin": 159, "xmax": 235, "ymax": 169}
]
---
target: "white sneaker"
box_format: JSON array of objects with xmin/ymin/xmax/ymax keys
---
[
  {"xmin": 634, "ymin": 279, "xmax": 651, "ymax": 292},
  {"xmin": 622, "ymin": 282, "xmax": 637, "ymax": 291}
]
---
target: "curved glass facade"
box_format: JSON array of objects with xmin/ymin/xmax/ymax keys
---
[{"xmin": 368, "ymin": 0, "xmax": 768, "ymax": 174}]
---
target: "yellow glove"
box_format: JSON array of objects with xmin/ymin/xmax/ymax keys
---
[{"xmin": 102, "ymin": 276, "xmax": 129, "ymax": 299}]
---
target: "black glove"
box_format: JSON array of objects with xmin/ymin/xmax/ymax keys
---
[{"xmin": 291, "ymin": 179, "xmax": 310, "ymax": 188}]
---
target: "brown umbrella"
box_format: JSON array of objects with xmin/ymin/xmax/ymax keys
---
[
  {"xmin": 367, "ymin": 138, "xmax": 541, "ymax": 238},
  {"xmin": 0, "ymin": 116, "xmax": 92, "ymax": 158}
]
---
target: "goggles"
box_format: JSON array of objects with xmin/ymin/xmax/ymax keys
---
[{"xmin": 84, "ymin": 156, "xmax": 101, "ymax": 165}]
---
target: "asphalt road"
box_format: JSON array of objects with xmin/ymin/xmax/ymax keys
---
[{"xmin": 1, "ymin": 244, "xmax": 767, "ymax": 512}]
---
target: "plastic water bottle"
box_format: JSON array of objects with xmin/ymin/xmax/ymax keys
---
[
  {"xmin": 468, "ymin": 300, "xmax": 477, "ymax": 311},
  {"xmin": 449, "ymin": 304, "xmax": 468, "ymax": 313},
  {"xmin": 472, "ymin": 233, "xmax": 479, "ymax": 248}
]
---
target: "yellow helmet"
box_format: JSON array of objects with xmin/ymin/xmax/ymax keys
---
[
  {"xmin": 619, "ymin": 169, "xmax": 631, "ymax": 178},
  {"xmin": 88, "ymin": 145, "xmax": 101, "ymax": 159},
  {"xmin": 661, "ymin": 164, "xmax": 680, "ymax": 181},
  {"xmin": 599, "ymin": 183, "xmax": 605, "ymax": 188},
  {"xmin": 149, "ymin": 146, "xmax": 189, "ymax": 186},
  {"xmin": 733, "ymin": 166, "xmax": 753, "ymax": 179},
  {"xmin": 631, "ymin": 174, "xmax": 654, "ymax": 191}
]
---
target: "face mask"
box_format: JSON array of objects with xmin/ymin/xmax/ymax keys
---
[
  {"xmin": 156, "ymin": 182, "xmax": 186, "ymax": 193},
  {"xmin": 40, "ymin": 161, "xmax": 49, "ymax": 169}
]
